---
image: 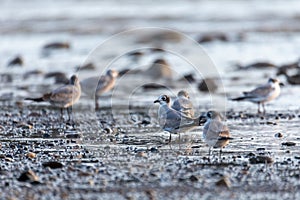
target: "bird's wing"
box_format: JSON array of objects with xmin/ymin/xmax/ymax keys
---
[
  {"xmin": 205, "ymin": 120, "xmax": 230, "ymax": 140},
  {"xmin": 97, "ymin": 75, "xmax": 110, "ymax": 89},
  {"xmin": 80, "ymin": 75, "xmax": 111, "ymax": 96},
  {"xmin": 171, "ymin": 99, "xmax": 181, "ymax": 112},
  {"xmin": 158, "ymin": 107, "xmax": 182, "ymax": 131},
  {"xmin": 243, "ymin": 83, "xmax": 274, "ymax": 99},
  {"xmin": 50, "ymin": 85, "xmax": 79, "ymax": 104}
]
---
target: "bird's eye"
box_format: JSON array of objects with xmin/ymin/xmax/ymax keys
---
[{"xmin": 162, "ymin": 96, "xmax": 166, "ymax": 101}]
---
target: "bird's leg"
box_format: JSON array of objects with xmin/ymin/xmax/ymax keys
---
[
  {"xmin": 60, "ymin": 108, "xmax": 64, "ymax": 121},
  {"xmin": 262, "ymin": 103, "xmax": 266, "ymax": 114},
  {"xmin": 219, "ymin": 148, "xmax": 222, "ymax": 161},
  {"xmin": 257, "ymin": 103, "xmax": 261, "ymax": 114},
  {"xmin": 95, "ymin": 96, "xmax": 99, "ymax": 110},
  {"xmin": 169, "ymin": 133, "xmax": 172, "ymax": 144},
  {"xmin": 67, "ymin": 106, "xmax": 73, "ymax": 122},
  {"xmin": 178, "ymin": 133, "xmax": 181, "ymax": 150},
  {"xmin": 67, "ymin": 106, "xmax": 76, "ymax": 127},
  {"xmin": 208, "ymin": 147, "xmax": 211, "ymax": 163}
]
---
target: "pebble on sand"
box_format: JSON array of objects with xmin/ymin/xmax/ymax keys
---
[
  {"xmin": 7, "ymin": 55, "xmax": 23, "ymax": 67},
  {"xmin": 18, "ymin": 170, "xmax": 39, "ymax": 182}
]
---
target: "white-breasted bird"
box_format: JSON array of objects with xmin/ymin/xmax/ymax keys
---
[
  {"xmin": 80, "ymin": 69, "xmax": 119, "ymax": 110},
  {"xmin": 154, "ymin": 94, "xmax": 204, "ymax": 142},
  {"xmin": 25, "ymin": 75, "xmax": 81, "ymax": 122},
  {"xmin": 172, "ymin": 90, "xmax": 194, "ymax": 118},
  {"xmin": 231, "ymin": 78, "xmax": 283, "ymax": 114},
  {"xmin": 202, "ymin": 110, "xmax": 231, "ymax": 157}
]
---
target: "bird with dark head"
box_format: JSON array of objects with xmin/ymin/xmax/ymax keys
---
[
  {"xmin": 231, "ymin": 78, "xmax": 283, "ymax": 114},
  {"xmin": 202, "ymin": 110, "xmax": 232, "ymax": 158},
  {"xmin": 154, "ymin": 94, "xmax": 204, "ymax": 143}
]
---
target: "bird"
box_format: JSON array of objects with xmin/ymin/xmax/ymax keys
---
[
  {"xmin": 231, "ymin": 78, "xmax": 283, "ymax": 114},
  {"xmin": 171, "ymin": 90, "xmax": 195, "ymax": 118},
  {"xmin": 202, "ymin": 110, "xmax": 232, "ymax": 158},
  {"xmin": 80, "ymin": 69, "xmax": 119, "ymax": 110},
  {"xmin": 145, "ymin": 58, "xmax": 173, "ymax": 80},
  {"xmin": 154, "ymin": 94, "xmax": 204, "ymax": 143},
  {"xmin": 25, "ymin": 75, "xmax": 81, "ymax": 122}
]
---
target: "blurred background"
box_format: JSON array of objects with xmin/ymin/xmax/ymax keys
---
[{"xmin": 1, "ymin": 0, "xmax": 300, "ymax": 110}]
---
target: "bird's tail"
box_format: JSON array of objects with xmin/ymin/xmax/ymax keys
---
[
  {"xmin": 25, "ymin": 93, "xmax": 51, "ymax": 102},
  {"xmin": 25, "ymin": 97, "xmax": 44, "ymax": 102},
  {"xmin": 231, "ymin": 96, "xmax": 246, "ymax": 101}
]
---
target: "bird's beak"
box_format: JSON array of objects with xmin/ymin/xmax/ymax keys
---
[
  {"xmin": 279, "ymin": 82, "xmax": 284, "ymax": 86},
  {"xmin": 198, "ymin": 114, "xmax": 207, "ymax": 125},
  {"xmin": 154, "ymin": 100, "xmax": 160, "ymax": 103}
]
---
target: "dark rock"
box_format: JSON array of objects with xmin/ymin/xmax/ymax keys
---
[
  {"xmin": 276, "ymin": 61, "xmax": 299, "ymax": 76},
  {"xmin": 198, "ymin": 32, "xmax": 229, "ymax": 43},
  {"xmin": 18, "ymin": 170, "xmax": 39, "ymax": 182},
  {"xmin": 150, "ymin": 48, "xmax": 165, "ymax": 53},
  {"xmin": 249, "ymin": 156, "xmax": 274, "ymax": 164},
  {"xmin": 275, "ymin": 132, "xmax": 283, "ymax": 138},
  {"xmin": 42, "ymin": 161, "xmax": 64, "ymax": 169},
  {"xmin": 43, "ymin": 42, "xmax": 70, "ymax": 50},
  {"xmin": 7, "ymin": 55, "xmax": 23, "ymax": 67},
  {"xmin": 279, "ymin": 72, "xmax": 300, "ymax": 85},
  {"xmin": 189, "ymin": 175, "xmax": 198, "ymax": 182},
  {"xmin": 237, "ymin": 62, "xmax": 277, "ymax": 70},
  {"xmin": 215, "ymin": 176, "xmax": 231, "ymax": 188},
  {"xmin": 142, "ymin": 83, "xmax": 166, "ymax": 90},
  {"xmin": 179, "ymin": 73, "xmax": 196, "ymax": 83},
  {"xmin": 23, "ymin": 70, "xmax": 44, "ymax": 80},
  {"xmin": 137, "ymin": 31, "xmax": 182, "ymax": 43},
  {"xmin": 44, "ymin": 72, "xmax": 69, "ymax": 84},
  {"xmin": 127, "ymin": 51, "xmax": 144, "ymax": 61},
  {"xmin": 198, "ymin": 78, "xmax": 218, "ymax": 92},
  {"xmin": 76, "ymin": 62, "xmax": 96, "ymax": 71},
  {"xmin": 65, "ymin": 133, "xmax": 82, "ymax": 139},
  {"xmin": 119, "ymin": 68, "xmax": 141, "ymax": 77},
  {"xmin": 282, "ymin": 142, "xmax": 296, "ymax": 146}
]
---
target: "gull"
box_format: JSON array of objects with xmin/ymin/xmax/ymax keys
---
[
  {"xmin": 172, "ymin": 90, "xmax": 194, "ymax": 118},
  {"xmin": 231, "ymin": 78, "xmax": 283, "ymax": 114},
  {"xmin": 202, "ymin": 110, "xmax": 231, "ymax": 157},
  {"xmin": 154, "ymin": 94, "xmax": 204, "ymax": 143},
  {"xmin": 80, "ymin": 69, "xmax": 119, "ymax": 110},
  {"xmin": 25, "ymin": 75, "xmax": 81, "ymax": 122}
]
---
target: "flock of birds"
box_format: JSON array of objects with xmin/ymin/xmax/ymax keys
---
[{"xmin": 23, "ymin": 66, "xmax": 284, "ymax": 156}]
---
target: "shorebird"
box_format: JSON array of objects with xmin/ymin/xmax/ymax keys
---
[
  {"xmin": 145, "ymin": 58, "xmax": 173, "ymax": 80},
  {"xmin": 25, "ymin": 75, "xmax": 81, "ymax": 122},
  {"xmin": 202, "ymin": 110, "xmax": 231, "ymax": 157},
  {"xmin": 231, "ymin": 78, "xmax": 283, "ymax": 114},
  {"xmin": 80, "ymin": 69, "xmax": 119, "ymax": 110},
  {"xmin": 171, "ymin": 90, "xmax": 194, "ymax": 118},
  {"xmin": 154, "ymin": 94, "xmax": 204, "ymax": 143}
]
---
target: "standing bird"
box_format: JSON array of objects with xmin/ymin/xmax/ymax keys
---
[
  {"xmin": 231, "ymin": 78, "xmax": 283, "ymax": 114},
  {"xmin": 25, "ymin": 75, "xmax": 81, "ymax": 122},
  {"xmin": 80, "ymin": 69, "xmax": 119, "ymax": 110},
  {"xmin": 202, "ymin": 110, "xmax": 231, "ymax": 158},
  {"xmin": 172, "ymin": 90, "xmax": 194, "ymax": 118},
  {"xmin": 154, "ymin": 94, "xmax": 203, "ymax": 143}
]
